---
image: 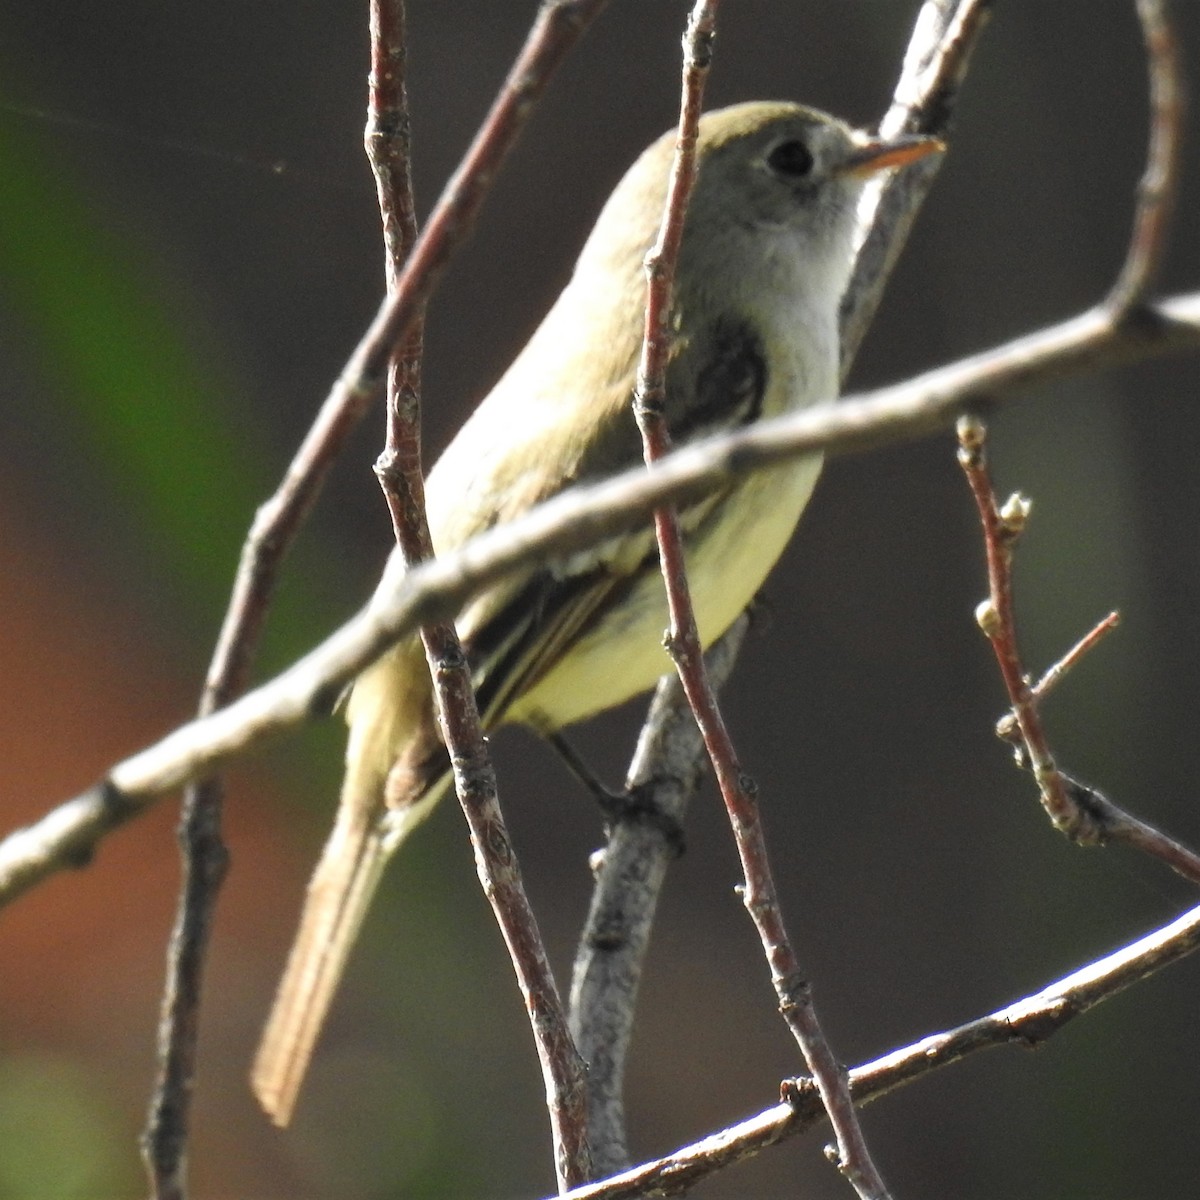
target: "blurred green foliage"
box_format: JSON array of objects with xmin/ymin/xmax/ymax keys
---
[
  {"xmin": 0, "ymin": 1055, "xmax": 139, "ymax": 1200},
  {"xmin": 0, "ymin": 89, "xmax": 353, "ymax": 1198},
  {"xmin": 0, "ymin": 106, "xmax": 334, "ymax": 666}
]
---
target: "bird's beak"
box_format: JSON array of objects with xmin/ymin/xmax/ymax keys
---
[{"xmin": 836, "ymin": 132, "xmax": 945, "ymax": 179}]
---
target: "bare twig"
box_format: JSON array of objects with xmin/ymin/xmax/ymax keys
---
[
  {"xmin": 419, "ymin": 627, "xmax": 593, "ymax": 1192},
  {"xmin": 138, "ymin": 5, "xmax": 611, "ymax": 1191},
  {"xmin": 956, "ymin": 415, "xmax": 1078, "ymax": 831},
  {"xmin": 994, "ymin": 610, "xmax": 1120, "ymax": 740},
  {"xmin": 841, "ymin": 0, "xmax": 991, "ymax": 365},
  {"xmin": 2, "ymin": 292, "xmax": 1199, "ymax": 905},
  {"xmin": 633, "ymin": 5, "xmax": 889, "ymax": 1196},
  {"xmin": 365, "ymin": 0, "xmax": 419, "ymax": 296},
  {"xmin": 553, "ymin": 896, "xmax": 1200, "ymax": 1199},
  {"xmin": 343, "ymin": 0, "xmax": 611, "ymax": 395},
  {"xmin": 571, "ymin": 0, "xmax": 991, "ymax": 1174},
  {"xmin": 367, "ymin": 1, "xmax": 589, "ymax": 1187},
  {"xmin": 632, "ymin": 0, "xmax": 716, "ymax": 429},
  {"xmin": 957, "ymin": 416, "xmax": 1200, "ymax": 885},
  {"xmin": 1107, "ymin": 0, "xmax": 1186, "ymax": 315},
  {"xmin": 140, "ymin": 768, "xmax": 228, "ymax": 1200},
  {"xmin": 1026, "ymin": 610, "xmax": 1121, "ymax": 704},
  {"xmin": 569, "ymin": 614, "xmax": 749, "ymax": 1175}
]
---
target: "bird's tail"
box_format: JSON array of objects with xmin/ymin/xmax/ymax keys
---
[{"xmin": 252, "ymin": 691, "xmax": 443, "ymax": 1127}]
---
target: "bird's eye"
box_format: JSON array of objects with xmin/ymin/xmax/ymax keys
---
[{"xmin": 766, "ymin": 138, "xmax": 815, "ymax": 180}]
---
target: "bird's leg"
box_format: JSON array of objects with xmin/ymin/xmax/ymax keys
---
[{"xmin": 545, "ymin": 732, "xmax": 686, "ymax": 857}]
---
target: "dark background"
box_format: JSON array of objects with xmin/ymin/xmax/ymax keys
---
[{"xmin": 2, "ymin": 2, "xmax": 1200, "ymax": 1197}]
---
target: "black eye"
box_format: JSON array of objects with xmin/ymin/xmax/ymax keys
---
[{"xmin": 766, "ymin": 138, "xmax": 814, "ymax": 180}]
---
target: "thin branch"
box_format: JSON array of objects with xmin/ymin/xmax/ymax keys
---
[
  {"xmin": 365, "ymin": 0, "xmax": 419, "ymax": 295},
  {"xmin": 136, "ymin": 3, "xmax": 609, "ymax": 1190},
  {"xmin": 421, "ymin": 627, "xmax": 593, "ymax": 1192},
  {"xmin": 957, "ymin": 416, "xmax": 1078, "ymax": 830},
  {"xmin": 957, "ymin": 416, "xmax": 1200, "ymax": 885},
  {"xmin": 841, "ymin": 0, "xmax": 991, "ymax": 365},
  {"xmin": 632, "ymin": 0, "xmax": 715, "ymax": 429},
  {"xmin": 342, "ymin": 0, "xmax": 612, "ymax": 393},
  {"xmin": 1107, "ymin": 0, "xmax": 1186, "ymax": 315},
  {"xmin": 140, "ymin": 762, "xmax": 227, "ymax": 1200},
  {"xmin": 569, "ymin": 614, "xmax": 749, "ymax": 1175},
  {"xmin": 367, "ymin": 0, "xmax": 588, "ymax": 1187},
  {"xmin": 633, "ymin": 6, "xmax": 888, "ymax": 1194},
  {"xmin": 570, "ymin": 0, "xmax": 992, "ymax": 1176},
  {"xmin": 568, "ymin": 4, "xmax": 724, "ymax": 1171},
  {"xmin": 199, "ymin": 0, "xmax": 612, "ymax": 758},
  {"xmin": 2, "ymin": 292, "xmax": 1199, "ymax": 905},
  {"xmin": 1027, "ymin": 610, "xmax": 1121, "ymax": 703},
  {"xmin": 994, "ymin": 610, "xmax": 1120, "ymax": 740},
  {"xmin": 553, "ymin": 895, "xmax": 1200, "ymax": 1199}
]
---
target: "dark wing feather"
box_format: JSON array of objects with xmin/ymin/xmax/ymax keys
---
[
  {"xmin": 666, "ymin": 314, "xmax": 766, "ymax": 441},
  {"xmin": 460, "ymin": 315, "xmax": 768, "ymax": 729}
]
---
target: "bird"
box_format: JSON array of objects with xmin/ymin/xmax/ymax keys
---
[{"xmin": 253, "ymin": 100, "xmax": 939, "ymax": 1125}]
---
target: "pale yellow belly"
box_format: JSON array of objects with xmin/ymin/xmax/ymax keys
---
[{"xmin": 508, "ymin": 453, "xmax": 823, "ymax": 732}]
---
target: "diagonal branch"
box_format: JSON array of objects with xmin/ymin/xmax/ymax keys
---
[
  {"xmin": 367, "ymin": 0, "xmax": 589, "ymax": 1188},
  {"xmin": 551, "ymin": 894, "xmax": 1200, "ymax": 1199},
  {"xmin": 135, "ymin": 3, "xmax": 609, "ymax": 1193},
  {"xmin": 570, "ymin": 1, "xmax": 992, "ymax": 1178},
  {"xmin": 841, "ymin": 0, "xmax": 990, "ymax": 365},
  {"xmin": 957, "ymin": 415, "xmax": 1200, "ymax": 884},
  {"xmin": 631, "ymin": 5, "xmax": 889, "ymax": 1194},
  {"xmin": 2, "ymin": 292, "xmax": 1199, "ymax": 906},
  {"xmin": 1107, "ymin": 0, "xmax": 1186, "ymax": 315}
]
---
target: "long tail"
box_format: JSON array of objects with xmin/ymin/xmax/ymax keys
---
[
  {"xmin": 251, "ymin": 790, "xmax": 392, "ymax": 1126},
  {"xmin": 252, "ymin": 696, "xmax": 444, "ymax": 1127}
]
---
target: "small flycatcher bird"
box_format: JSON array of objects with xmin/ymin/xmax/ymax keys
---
[{"xmin": 254, "ymin": 101, "xmax": 939, "ymax": 1124}]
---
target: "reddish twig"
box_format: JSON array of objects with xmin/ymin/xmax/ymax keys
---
[
  {"xmin": 554, "ymin": 895, "xmax": 1200, "ymax": 1200},
  {"xmin": 365, "ymin": 0, "xmax": 420, "ymax": 298},
  {"xmin": 572, "ymin": 0, "xmax": 991, "ymax": 1182},
  {"xmin": 346, "ymin": 0, "xmax": 611, "ymax": 395},
  {"xmin": 136, "ymin": 4, "xmax": 609, "ymax": 1194},
  {"xmin": 1027, "ymin": 610, "xmax": 1121, "ymax": 702},
  {"xmin": 956, "ymin": 415, "xmax": 1078, "ymax": 832},
  {"xmin": 366, "ymin": 1, "xmax": 589, "ymax": 1188},
  {"xmin": 631, "ymin": 4, "xmax": 889, "ymax": 1197},
  {"xmin": 366, "ymin": 0, "xmax": 427, "ymax": 565},
  {"xmin": 631, "ymin": 1, "xmax": 715, "ymax": 429},
  {"xmin": 957, "ymin": 415, "xmax": 1200, "ymax": 885},
  {"xmin": 994, "ymin": 611, "xmax": 1120, "ymax": 742},
  {"xmin": 1107, "ymin": 0, "xmax": 1186, "ymax": 315}
]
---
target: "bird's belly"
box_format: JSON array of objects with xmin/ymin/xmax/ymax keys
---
[{"xmin": 510, "ymin": 453, "xmax": 823, "ymax": 732}]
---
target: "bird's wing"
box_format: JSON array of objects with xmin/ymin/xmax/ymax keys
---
[{"xmin": 453, "ymin": 312, "xmax": 770, "ymax": 728}]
